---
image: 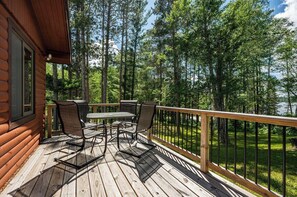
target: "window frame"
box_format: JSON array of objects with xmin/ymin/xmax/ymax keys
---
[{"xmin": 9, "ymin": 19, "xmax": 36, "ymax": 130}]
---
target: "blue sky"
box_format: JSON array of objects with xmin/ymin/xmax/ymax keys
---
[
  {"xmin": 269, "ymin": 0, "xmax": 286, "ymax": 14},
  {"xmin": 146, "ymin": 0, "xmax": 294, "ymax": 29}
]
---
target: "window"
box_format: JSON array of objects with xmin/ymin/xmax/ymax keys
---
[{"xmin": 10, "ymin": 29, "xmax": 35, "ymax": 123}]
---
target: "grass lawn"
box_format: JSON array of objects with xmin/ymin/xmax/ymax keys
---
[{"xmin": 154, "ymin": 120, "xmax": 297, "ymax": 196}]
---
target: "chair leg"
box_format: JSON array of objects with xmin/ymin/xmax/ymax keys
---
[
  {"xmin": 55, "ymin": 131, "xmax": 108, "ymax": 169},
  {"xmin": 90, "ymin": 137, "xmax": 96, "ymax": 153}
]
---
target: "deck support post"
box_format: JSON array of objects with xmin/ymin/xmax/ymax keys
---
[
  {"xmin": 47, "ymin": 105, "xmax": 53, "ymax": 138},
  {"xmin": 147, "ymin": 128, "xmax": 152, "ymax": 141},
  {"xmin": 200, "ymin": 113, "xmax": 209, "ymax": 173}
]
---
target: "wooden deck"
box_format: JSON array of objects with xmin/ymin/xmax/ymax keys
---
[{"xmin": 0, "ymin": 135, "xmax": 254, "ymax": 197}]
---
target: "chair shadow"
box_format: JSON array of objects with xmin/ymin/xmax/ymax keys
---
[
  {"xmin": 135, "ymin": 151, "xmax": 163, "ymax": 182},
  {"xmin": 115, "ymin": 145, "xmax": 163, "ymax": 183},
  {"xmin": 8, "ymin": 152, "xmax": 103, "ymax": 197}
]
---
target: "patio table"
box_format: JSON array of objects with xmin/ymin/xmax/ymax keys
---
[
  {"xmin": 87, "ymin": 112, "xmax": 136, "ymax": 142},
  {"xmin": 87, "ymin": 112, "xmax": 135, "ymax": 120}
]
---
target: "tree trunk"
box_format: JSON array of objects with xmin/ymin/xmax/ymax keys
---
[
  {"xmin": 131, "ymin": 34, "xmax": 138, "ymax": 100},
  {"xmin": 123, "ymin": 10, "xmax": 128, "ymax": 100},
  {"xmin": 102, "ymin": 0, "xmax": 112, "ymax": 105},
  {"xmin": 101, "ymin": 0, "xmax": 105, "ymax": 103},
  {"xmin": 172, "ymin": 27, "xmax": 180, "ymax": 107},
  {"xmin": 119, "ymin": 3, "xmax": 126, "ymax": 100}
]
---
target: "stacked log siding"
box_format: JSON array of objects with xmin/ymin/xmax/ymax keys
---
[{"xmin": 0, "ymin": 3, "xmax": 46, "ymax": 189}]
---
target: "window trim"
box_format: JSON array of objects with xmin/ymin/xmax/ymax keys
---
[{"xmin": 9, "ymin": 19, "xmax": 36, "ymax": 130}]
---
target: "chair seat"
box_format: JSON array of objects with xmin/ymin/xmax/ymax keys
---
[
  {"xmin": 83, "ymin": 127, "xmax": 105, "ymax": 139},
  {"xmin": 84, "ymin": 122, "xmax": 98, "ymax": 128},
  {"xmin": 118, "ymin": 125, "xmax": 137, "ymax": 134}
]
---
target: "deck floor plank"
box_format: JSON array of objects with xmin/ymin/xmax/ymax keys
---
[
  {"xmin": 109, "ymin": 144, "xmax": 169, "ymax": 197},
  {"xmin": 12, "ymin": 142, "xmax": 62, "ymax": 197},
  {"xmin": 113, "ymin": 144, "xmax": 184, "ymax": 197},
  {"xmin": 76, "ymin": 149, "xmax": 91, "ymax": 197},
  {"xmin": 109, "ymin": 144, "xmax": 154, "ymax": 197},
  {"xmin": 30, "ymin": 142, "xmax": 65, "ymax": 197},
  {"xmin": 93, "ymin": 145, "xmax": 122, "ymax": 196},
  {"xmin": 1, "ymin": 136, "xmax": 255, "ymax": 197},
  {"xmin": 155, "ymin": 154, "xmax": 214, "ymax": 196},
  {"xmin": 0, "ymin": 145, "xmax": 46, "ymax": 196},
  {"xmin": 86, "ymin": 145, "xmax": 106, "ymax": 197}
]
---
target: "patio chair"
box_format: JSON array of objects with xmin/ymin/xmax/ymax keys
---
[
  {"xmin": 110, "ymin": 100, "xmax": 138, "ymax": 137},
  {"xmin": 67, "ymin": 99, "xmax": 96, "ymax": 127},
  {"xmin": 117, "ymin": 102, "xmax": 156, "ymax": 158},
  {"xmin": 54, "ymin": 100, "xmax": 107, "ymax": 169}
]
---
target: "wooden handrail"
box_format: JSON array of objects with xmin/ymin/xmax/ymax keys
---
[
  {"xmin": 157, "ymin": 106, "xmax": 297, "ymax": 127},
  {"xmin": 45, "ymin": 103, "xmax": 296, "ymax": 197}
]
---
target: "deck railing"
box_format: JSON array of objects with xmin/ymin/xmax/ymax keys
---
[{"xmin": 46, "ymin": 103, "xmax": 297, "ymax": 197}]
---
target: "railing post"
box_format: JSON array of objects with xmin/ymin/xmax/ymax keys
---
[
  {"xmin": 47, "ymin": 105, "xmax": 53, "ymax": 138},
  {"xmin": 200, "ymin": 113, "xmax": 209, "ymax": 173},
  {"xmin": 147, "ymin": 128, "xmax": 152, "ymax": 141}
]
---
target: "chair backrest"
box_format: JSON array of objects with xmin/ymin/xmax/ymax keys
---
[
  {"xmin": 136, "ymin": 102, "xmax": 156, "ymax": 132},
  {"xmin": 54, "ymin": 101, "xmax": 83, "ymax": 137},
  {"xmin": 67, "ymin": 100, "xmax": 89, "ymax": 122},
  {"xmin": 119, "ymin": 100, "xmax": 138, "ymax": 121}
]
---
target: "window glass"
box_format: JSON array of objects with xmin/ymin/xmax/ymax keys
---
[
  {"xmin": 23, "ymin": 45, "xmax": 33, "ymax": 115},
  {"xmin": 11, "ymin": 32, "xmax": 23, "ymax": 120},
  {"xmin": 10, "ymin": 29, "xmax": 35, "ymax": 121}
]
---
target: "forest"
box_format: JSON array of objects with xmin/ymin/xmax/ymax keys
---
[{"xmin": 46, "ymin": 0, "xmax": 297, "ymax": 116}]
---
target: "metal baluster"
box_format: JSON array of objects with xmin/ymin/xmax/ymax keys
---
[
  {"xmin": 225, "ymin": 119, "xmax": 228, "ymax": 170},
  {"xmin": 255, "ymin": 122, "xmax": 259, "ymax": 184},
  {"xmin": 196, "ymin": 115, "xmax": 199, "ymax": 156},
  {"xmin": 164, "ymin": 111, "xmax": 168, "ymax": 142},
  {"xmin": 268, "ymin": 124, "xmax": 271, "ymax": 191},
  {"xmin": 186, "ymin": 113, "xmax": 189, "ymax": 151},
  {"xmin": 190, "ymin": 114, "xmax": 194, "ymax": 154},
  {"xmin": 181, "ymin": 113, "xmax": 184, "ymax": 150},
  {"xmin": 282, "ymin": 126, "xmax": 286, "ymax": 197},
  {"xmin": 244, "ymin": 121, "xmax": 247, "ymax": 179},
  {"xmin": 157, "ymin": 110, "xmax": 160, "ymax": 139},
  {"xmin": 210, "ymin": 117, "xmax": 214, "ymax": 162},
  {"xmin": 218, "ymin": 118, "xmax": 221, "ymax": 166},
  {"xmin": 177, "ymin": 112, "xmax": 180, "ymax": 147},
  {"xmin": 173, "ymin": 112, "xmax": 176, "ymax": 146},
  {"xmin": 234, "ymin": 120, "xmax": 237, "ymax": 174},
  {"xmin": 170, "ymin": 111, "xmax": 173, "ymax": 144}
]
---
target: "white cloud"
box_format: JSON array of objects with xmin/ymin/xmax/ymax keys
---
[{"xmin": 275, "ymin": 0, "xmax": 297, "ymax": 27}]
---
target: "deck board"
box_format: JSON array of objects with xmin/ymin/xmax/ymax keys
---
[{"xmin": 0, "ymin": 135, "xmax": 255, "ymax": 197}]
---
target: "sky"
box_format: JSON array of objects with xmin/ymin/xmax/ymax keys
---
[
  {"xmin": 273, "ymin": 0, "xmax": 297, "ymax": 27},
  {"xmin": 145, "ymin": 0, "xmax": 297, "ymax": 29}
]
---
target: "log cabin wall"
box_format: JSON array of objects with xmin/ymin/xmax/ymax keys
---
[{"xmin": 0, "ymin": 1, "xmax": 46, "ymax": 189}]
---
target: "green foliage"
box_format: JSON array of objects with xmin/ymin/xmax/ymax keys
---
[{"xmin": 47, "ymin": 0, "xmax": 297, "ymax": 116}]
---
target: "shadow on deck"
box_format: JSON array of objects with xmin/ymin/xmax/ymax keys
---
[{"xmin": 1, "ymin": 135, "xmax": 254, "ymax": 197}]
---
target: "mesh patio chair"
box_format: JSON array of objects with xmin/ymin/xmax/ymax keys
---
[
  {"xmin": 54, "ymin": 100, "xmax": 107, "ymax": 169},
  {"xmin": 110, "ymin": 100, "xmax": 138, "ymax": 137},
  {"xmin": 117, "ymin": 102, "xmax": 156, "ymax": 158},
  {"xmin": 67, "ymin": 99, "xmax": 96, "ymax": 128}
]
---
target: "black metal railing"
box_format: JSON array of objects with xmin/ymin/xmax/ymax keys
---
[{"xmin": 151, "ymin": 106, "xmax": 297, "ymax": 197}]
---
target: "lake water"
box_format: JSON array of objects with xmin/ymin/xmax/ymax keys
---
[{"xmin": 277, "ymin": 102, "xmax": 297, "ymax": 115}]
